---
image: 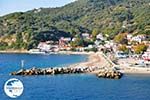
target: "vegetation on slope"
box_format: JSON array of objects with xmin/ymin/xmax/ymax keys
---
[{"xmin": 0, "ymin": 0, "xmax": 149, "ymax": 50}]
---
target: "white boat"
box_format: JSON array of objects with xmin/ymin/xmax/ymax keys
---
[{"xmin": 28, "ymin": 49, "xmax": 46, "ymax": 54}]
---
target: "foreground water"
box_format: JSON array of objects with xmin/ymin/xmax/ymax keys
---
[{"xmin": 0, "ymin": 53, "xmax": 150, "ymax": 100}]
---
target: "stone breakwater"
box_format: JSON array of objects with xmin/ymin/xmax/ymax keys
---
[
  {"xmin": 11, "ymin": 67, "xmax": 89, "ymax": 76},
  {"xmin": 96, "ymin": 69, "xmax": 123, "ymax": 79}
]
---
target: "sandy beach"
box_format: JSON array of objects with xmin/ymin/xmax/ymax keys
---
[
  {"xmin": 119, "ymin": 66, "xmax": 150, "ymax": 74},
  {"xmin": 117, "ymin": 57, "xmax": 150, "ymax": 74},
  {"xmin": 67, "ymin": 52, "xmax": 111, "ymax": 74},
  {"xmin": 68, "ymin": 52, "xmax": 150, "ymax": 75}
]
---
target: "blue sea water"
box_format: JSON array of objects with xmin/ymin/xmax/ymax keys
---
[
  {"xmin": 0, "ymin": 53, "xmax": 150, "ymax": 100},
  {"xmin": 0, "ymin": 53, "xmax": 87, "ymax": 75}
]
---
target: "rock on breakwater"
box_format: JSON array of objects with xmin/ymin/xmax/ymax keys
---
[{"xmin": 96, "ymin": 69, "xmax": 123, "ymax": 79}]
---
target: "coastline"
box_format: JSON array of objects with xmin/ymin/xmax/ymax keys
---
[
  {"xmin": 1, "ymin": 50, "xmax": 150, "ymax": 75},
  {"xmin": 117, "ymin": 57, "xmax": 150, "ymax": 74},
  {"xmin": 0, "ymin": 50, "xmax": 92, "ymax": 55},
  {"xmin": 0, "ymin": 50, "xmax": 29, "ymax": 53},
  {"xmin": 119, "ymin": 67, "xmax": 150, "ymax": 75}
]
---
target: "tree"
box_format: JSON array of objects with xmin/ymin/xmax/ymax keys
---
[
  {"xmin": 92, "ymin": 28, "xmax": 99, "ymax": 38},
  {"xmin": 114, "ymin": 33, "xmax": 128, "ymax": 44},
  {"xmin": 70, "ymin": 34, "xmax": 85, "ymax": 47},
  {"xmin": 0, "ymin": 0, "xmax": 149, "ymax": 50},
  {"xmin": 133, "ymin": 43, "xmax": 148, "ymax": 54},
  {"xmin": 0, "ymin": 42, "xmax": 8, "ymax": 50},
  {"xmin": 118, "ymin": 45, "xmax": 129, "ymax": 53},
  {"xmin": 27, "ymin": 40, "xmax": 39, "ymax": 50}
]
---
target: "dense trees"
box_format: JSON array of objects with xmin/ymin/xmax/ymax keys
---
[
  {"xmin": 0, "ymin": 0, "xmax": 149, "ymax": 50},
  {"xmin": 0, "ymin": 42, "xmax": 8, "ymax": 50},
  {"xmin": 92, "ymin": 28, "xmax": 99, "ymax": 38},
  {"xmin": 114, "ymin": 33, "xmax": 128, "ymax": 44},
  {"xmin": 133, "ymin": 44, "xmax": 148, "ymax": 54},
  {"xmin": 118, "ymin": 45, "xmax": 129, "ymax": 53}
]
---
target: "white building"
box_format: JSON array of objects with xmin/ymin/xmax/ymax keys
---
[
  {"xmin": 127, "ymin": 34, "xmax": 133, "ymax": 40},
  {"xmin": 82, "ymin": 33, "xmax": 90, "ymax": 39},
  {"xmin": 37, "ymin": 42, "xmax": 51, "ymax": 51},
  {"xmin": 72, "ymin": 38, "xmax": 77, "ymax": 42},
  {"xmin": 96, "ymin": 33, "xmax": 105, "ymax": 40},
  {"xmin": 60, "ymin": 37, "xmax": 71, "ymax": 42},
  {"xmin": 131, "ymin": 35, "xmax": 146, "ymax": 43},
  {"xmin": 88, "ymin": 45, "xmax": 94, "ymax": 49},
  {"xmin": 95, "ymin": 40, "xmax": 101, "ymax": 45}
]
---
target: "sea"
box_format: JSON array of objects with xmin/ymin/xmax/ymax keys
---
[{"xmin": 0, "ymin": 53, "xmax": 150, "ymax": 100}]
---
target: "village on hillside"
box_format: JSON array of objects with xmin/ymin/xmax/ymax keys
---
[{"xmin": 29, "ymin": 32, "xmax": 150, "ymax": 68}]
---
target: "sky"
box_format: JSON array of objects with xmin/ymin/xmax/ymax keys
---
[{"xmin": 0, "ymin": 0, "xmax": 76, "ymax": 16}]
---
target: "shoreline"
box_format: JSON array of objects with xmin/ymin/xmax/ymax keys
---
[
  {"xmin": 0, "ymin": 50, "xmax": 29, "ymax": 53},
  {"xmin": 68, "ymin": 52, "xmax": 150, "ymax": 75},
  {"xmin": 119, "ymin": 67, "xmax": 150, "ymax": 75},
  {"xmin": 1, "ymin": 50, "xmax": 150, "ymax": 75},
  {"xmin": 0, "ymin": 50, "xmax": 93, "ymax": 55}
]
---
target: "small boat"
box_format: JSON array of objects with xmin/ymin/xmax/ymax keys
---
[{"xmin": 28, "ymin": 49, "xmax": 46, "ymax": 54}]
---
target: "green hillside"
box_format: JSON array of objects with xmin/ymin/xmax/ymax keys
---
[{"xmin": 0, "ymin": 0, "xmax": 149, "ymax": 50}]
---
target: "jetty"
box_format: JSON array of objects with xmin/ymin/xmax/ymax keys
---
[
  {"xmin": 11, "ymin": 67, "xmax": 88, "ymax": 76},
  {"xmin": 11, "ymin": 67, "xmax": 122, "ymax": 79}
]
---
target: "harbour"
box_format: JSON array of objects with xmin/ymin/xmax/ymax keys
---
[
  {"xmin": 0, "ymin": 53, "xmax": 150, "ymax": 100},
  {"xmin": 9, "ymin": 52, "xmax": 123, "ymax": 79}
]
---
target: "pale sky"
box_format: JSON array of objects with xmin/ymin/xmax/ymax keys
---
[{"xmin": 0, "ymin": 0, "xmax": 77, "ymax": 16}]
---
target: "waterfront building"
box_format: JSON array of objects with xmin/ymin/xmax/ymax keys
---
[{"xmin": 37, "ymin": 42, "xmax": 51, "ymax": 51}]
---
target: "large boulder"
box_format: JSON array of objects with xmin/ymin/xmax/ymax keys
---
[{"xmin": 96, "ymin": 69, "xmax": 123, "ymax": 79}]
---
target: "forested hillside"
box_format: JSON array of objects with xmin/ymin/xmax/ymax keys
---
[{"xmin": 0, "ymin": 0, "xmax": 149, "ymax": 50}]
